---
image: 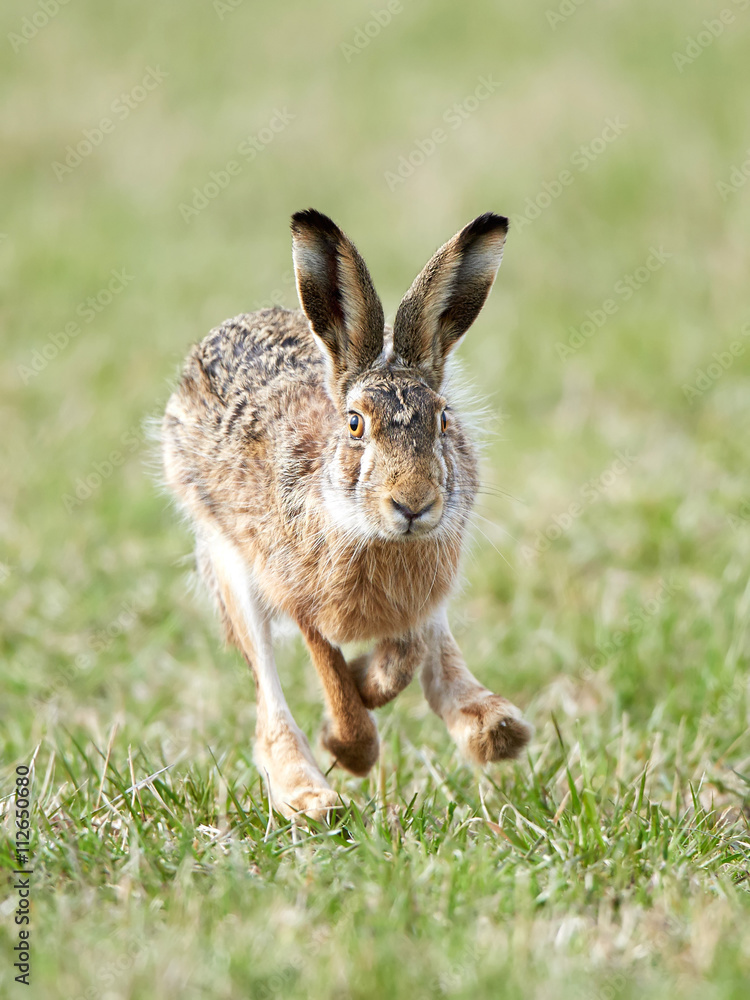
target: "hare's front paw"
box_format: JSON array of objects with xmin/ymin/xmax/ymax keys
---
[
  {"xmin": 255, "ymin": 720, "xmax": 344, "ymax": 821},
  {"xmin": 281, "ymin": 785, "xmax": 345, "ymax": 823},
  {"xmin": 453, "ymin": 695, "xmax": 532, "ymax": 765},
  {"xmin": 320, "ymin": 715, "xmax": 380, "ymax": 777}
]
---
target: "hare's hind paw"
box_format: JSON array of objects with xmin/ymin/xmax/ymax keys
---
[
  {"xmin": 455, "ymin": 695, "xmax": 533, "ymax": 765},
  {"xmin": 320, "ymin": 715, "xmax": 380, "ymax": 777}
]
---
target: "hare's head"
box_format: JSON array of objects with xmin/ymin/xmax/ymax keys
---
[{"xmin": 291, "ymin": 209, "xmax": 508, "ymax": 541}]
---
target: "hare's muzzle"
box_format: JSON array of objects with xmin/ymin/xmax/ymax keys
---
[{"xmin": 387, "ymin": 487, "xmax": 443, "ymax": 536}]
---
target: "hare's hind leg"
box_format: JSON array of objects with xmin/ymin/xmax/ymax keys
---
[
  {"xmin": 420, "ymin": 611, "xmax": 532, "ymax": 764},
  {"xmin": 298, "ymin": 625, "xmax": 380, "ymax": 777},
  {"xmin": 204, "ymin": 532, "xmax": 340, "ymax": 821}
]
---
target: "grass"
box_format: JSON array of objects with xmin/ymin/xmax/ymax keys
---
[{"xmin": 1, "ymin": 0, "xmax": 749, "ymax": 996}]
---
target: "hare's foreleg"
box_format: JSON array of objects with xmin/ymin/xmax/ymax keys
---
[
  {"xmin": 206, "ymin": 533, "xmax": 340, "ymax": 820},
  {"xmin": 348, "ymin": 635, "xmax": 428, "ymax": 709},
  {"xmin": 298, "ymin": 625, "xmax": 380, "ymax": 777},
  {"xmin": 420, "ymin": 611, "xmax": 532, "ymax": 764}
]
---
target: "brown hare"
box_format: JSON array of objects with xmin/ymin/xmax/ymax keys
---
[{"xmin": 162, "ymin": 209, "xmax": 532, "ymax": 819}]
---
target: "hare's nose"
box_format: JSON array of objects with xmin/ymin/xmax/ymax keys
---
[{"xmin": 391, "ymin": 498, "xmax": 434, "ymax": 522}]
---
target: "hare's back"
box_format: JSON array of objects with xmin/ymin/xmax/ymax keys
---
[
  {"xmin": 197, "ymin": 307, "xmax": 322, "ymax": 404},
  {"xmin": 162, "ymin": 307, "xmax": 326, "ymax": 518}
]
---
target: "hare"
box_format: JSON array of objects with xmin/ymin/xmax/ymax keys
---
[{"xmin": 161, "ymin": 209, "xmax": 531, "ymax": 819}]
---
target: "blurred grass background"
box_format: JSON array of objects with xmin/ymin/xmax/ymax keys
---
[{"xmin": 1, "ymin": 0, "xmax": 749, "ymax": 997}]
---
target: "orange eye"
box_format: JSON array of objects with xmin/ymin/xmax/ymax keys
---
[
  {"xmin": 440, "ymin": 410, "xmax": 449, "ymax": 433},
  {"xmin": 348, "ymin": 412, "xmax": 364, "ymax": 438}
]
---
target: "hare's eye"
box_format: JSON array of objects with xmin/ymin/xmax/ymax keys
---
[
  {"xmin": 348, "ymin": 412, "xmax": 365, "ymax": 439},
  {"xmin": 440, "ymin": 410, "xmax": 449, "ymax": 434}
]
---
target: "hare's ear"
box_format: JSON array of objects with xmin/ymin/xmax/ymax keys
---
[
  {"xmin": 291, "ymin": 209, "xmax": 384, "ymax": 401},
  {"xmin": 393, "ymin": 213, "xmax": 508, "ymax": 388}
]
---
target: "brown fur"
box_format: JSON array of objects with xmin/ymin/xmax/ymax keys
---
[
  {"xmin": 164, "ymin": 308, "xmax": 465, "ymax": 643},
  {"xmin": 161, "ymin": 210, "xmax": 531, "ymax": 820},
  {"xmin": 300, "ymin": 623, "xmax": 379, "ymax": 775},
  {"xmin": 393, "ymin": 212, "xmax": 509, "ymax": 388},
  {"xmin": 349, "ymin": 634, "xmax": 428, "ymax": 709}
]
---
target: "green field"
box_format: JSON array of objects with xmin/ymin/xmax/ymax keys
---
[{"xmin": 2, "ymin": 0, "xmax": 749, "ymax": 997}]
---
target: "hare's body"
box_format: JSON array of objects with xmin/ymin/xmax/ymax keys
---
[
  {"xmin": 163, "ymin": 308, "xmax": 465, "ymax": 646},
  {"xmin": 162, "ymin": 211, "xmax": 531, "ymax": 819}
]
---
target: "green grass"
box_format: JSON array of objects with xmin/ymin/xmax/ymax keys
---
[{"xmin": 1, "ymin": 0, "xmax": 749, "ymax": 996}]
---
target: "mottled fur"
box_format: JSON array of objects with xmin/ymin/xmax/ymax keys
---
[{"xmin": 162, "ymin": 210, "xmax": 531, "ymax": 819}]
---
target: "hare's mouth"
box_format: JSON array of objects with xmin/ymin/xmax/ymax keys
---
[
  {"xmin": 385, "ymin": 494, "xmax": 443, "ymax": 538},
  {"xmin": 402, "ymin": 520, "xmax": 435, "ymax": 538}
]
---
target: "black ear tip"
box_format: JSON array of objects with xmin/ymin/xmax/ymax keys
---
[
  {"xmin": 291, "ymin": 208, "xmax": 340, "ymax": 237},
  {"xmin": 465, "ymin": 212, "xmax": 509, "ymax": 239}
]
